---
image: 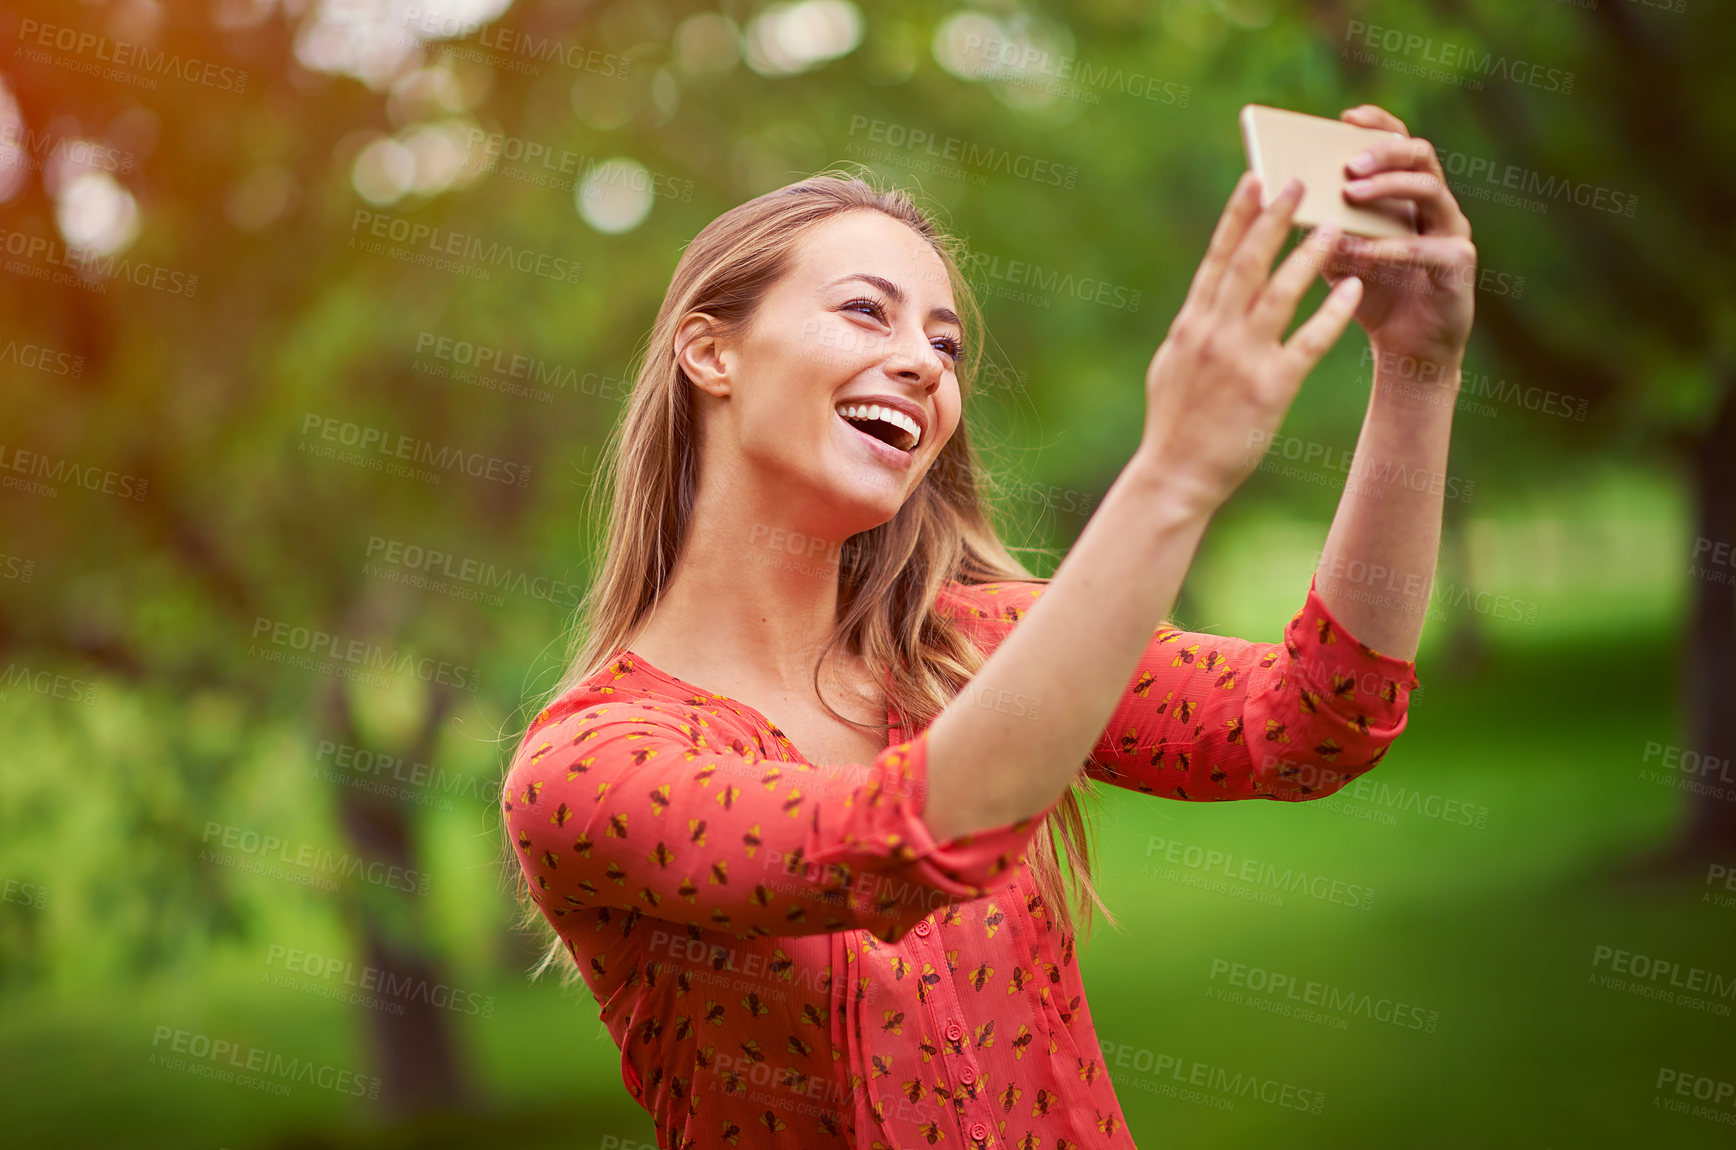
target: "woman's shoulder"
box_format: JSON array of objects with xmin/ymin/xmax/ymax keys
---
[
  {"xmin": 520, "ymin": 651, "xmax": 750, "ymax": 742},
  {"xmin": 937, "ymin": 577, "xmax": 1051, "ymax": 627}
]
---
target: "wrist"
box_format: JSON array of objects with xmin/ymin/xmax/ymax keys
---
[
  {"xmin": 1368, "ymin": 347, "xmax": 1464, "ymax": 403},
  {"xmin": 1121, "ymin": 448, "xmax": 1224, "ymax": 524},
  {"xmin": 1368, "ymin": 340, "xmax": 1465, "ymax": 385}
]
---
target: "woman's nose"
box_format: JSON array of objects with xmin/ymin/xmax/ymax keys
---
[{"xmin": 885, "ymin": 337, "xmax": 942, "ymax": 393}]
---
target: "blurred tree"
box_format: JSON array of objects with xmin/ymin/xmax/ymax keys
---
[
  {"xmin": 3, "ymin": 0, "xmax": 1727, "ymax": 1121},
  {"xmin": 1316, "ymin": 0, "xmax": 1736, "ymax": 866}
]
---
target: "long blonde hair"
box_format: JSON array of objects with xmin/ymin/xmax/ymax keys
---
[{"xmin": 517, "ymin": 168, "xmax": 1116, "ymax": 981}]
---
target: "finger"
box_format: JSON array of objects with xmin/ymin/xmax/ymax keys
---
[
  {"xmin": 1282, "ymin": 275, "xmax": 1364, "ymax": 371},
  {"xmin": 1343, "ymin": 170, "xmax": 1469, "ymax": 236},
  {"xmin": 1184, "ymin": 172, "xmax": 1263, "ymax": 312},
  {"xmin": 1345, "ymin": 135, "xmax": 1442, "ymax": 183},
  {"xmin": 1250, "ymin": 222, "xmax": 1341, "ymax": 338},
  {"xmin": 1328, "ymin": 233, "xmax": 1477, "ymax": 280},
  {"xmin": 1341, "ymin": 105, "xmax": 1408, "ymax": 136},
  {"xmin": 1214, "ymin": 176, "xmax": 1305, "ymax": 315}
]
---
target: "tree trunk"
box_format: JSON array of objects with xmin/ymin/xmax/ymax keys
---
[
  {"xmin": 320, "ymin": 674, "xmax": 472, "ymax": 1114},
  {"xmin": 1675, "ymin": 378, "xmax": 1736, "ymax": 864}
]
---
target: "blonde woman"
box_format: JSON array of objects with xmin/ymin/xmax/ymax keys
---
[{"xmin": 504, "ymin": 104, "xmax": 1471, "ymax": 1149}]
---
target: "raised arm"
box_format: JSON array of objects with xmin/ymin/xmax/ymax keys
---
[
  {"xmin": 1084, "ymin": 575, "xmax": 1417, "ymax": 800},
  {"xmin": 940, "ymin": 577, "xmax": 1417, "ymax": 802},
  {"xmin": 921, "ymin": 174, "xmax": 1367, "ymax": 841},
  {"xmin": 1307, "ymin": 105, "xmax": 1478, "ymax": 660},
  {"xmin": 502, "ymin": 695, "xmax": 1040, "ymax": 944}
]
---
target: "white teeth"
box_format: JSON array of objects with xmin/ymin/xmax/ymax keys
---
[{"xmin": 836, "ymin": 403, "xmax": 921, "ymax": 450}]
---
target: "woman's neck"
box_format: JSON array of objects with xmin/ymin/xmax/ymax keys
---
[{"xmin": 628, "ymin": 476, "xmax": 864, "ymax": 696}]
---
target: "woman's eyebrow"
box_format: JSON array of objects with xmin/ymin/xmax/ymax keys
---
[{"xmin": 827, "ymin": 273, "xmax": 961, "ymax": 328}]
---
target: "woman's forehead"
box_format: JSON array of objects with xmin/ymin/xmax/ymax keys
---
[{"xmin": 789, "ymin": 211, "xmax": 955, "ymax": 299}]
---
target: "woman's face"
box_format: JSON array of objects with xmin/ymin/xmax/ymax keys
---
[{"xmin": 682, "ymin": 208, "xmax": 965, "ymax": 538}]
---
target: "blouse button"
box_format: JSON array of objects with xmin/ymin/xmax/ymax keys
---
[
  {"xmin": 913, "ymin": 920, "xmax": 931, "ymax": 937},
  {"xmin": 969, "ymin": 1121, "xmax": 989, "ymax": 1141},
  {"xmin": 960, "ymin": 1065, "xmax": 977, "ymax": 1085},
  {"xmin": 945, "ymin": 1021, "xmax": 964, "ymax": 1042}
]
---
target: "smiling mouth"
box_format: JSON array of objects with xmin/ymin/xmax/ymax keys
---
[{"xmin": 835, "ymin": 402, "xmax": 920, "ymax": 452}]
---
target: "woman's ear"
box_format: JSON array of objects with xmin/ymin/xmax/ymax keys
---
[{"xmin": 675, "ymin": 313, "xmax": 733, "ymax": 398}]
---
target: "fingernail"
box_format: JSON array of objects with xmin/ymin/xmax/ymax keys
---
[
  {"xmin": 1314, "ymin": 223, "xmax": 1341, "ymax": 245},
  {"xmin": 1284, "ymin": 177, "xmax": 1304, "ymax": 198},
  {"xmin": 1347, "ymin": 151, "xmax": 1375, "ymax": 176},
  {"xmin": 1345, "ymin": 178, "xmax": 1371, "ymax": 195}
]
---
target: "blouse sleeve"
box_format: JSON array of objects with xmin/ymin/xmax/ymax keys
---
[
  {"xmin": 501, "ymin": 696, "xmax": 1044, "ymax": 944},
  {"xmin": 940, "ymin": 574, "xmax": 1420, "ymax": 803}
]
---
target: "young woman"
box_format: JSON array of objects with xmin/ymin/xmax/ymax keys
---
[{"xmin": 503, "ymin": 104, "xmax": 1474, "ymax": 1149}]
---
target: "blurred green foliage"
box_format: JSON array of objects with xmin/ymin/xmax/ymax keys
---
[{"xmin": 1, "ymin": 0, "xmax": 1731, "ymax": 1146}]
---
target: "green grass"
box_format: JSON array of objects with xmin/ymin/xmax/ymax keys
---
[
  {"xmin": 4, "ymin": 619, "xmax": 1729, "ymax": 1148},
  {"xmin": 1083, "ymin": 623, "xmax": 1730, "ymax": 1148}
]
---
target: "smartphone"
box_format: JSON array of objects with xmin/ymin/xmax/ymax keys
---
[{"xmin": 1239, "ymin": 104, "xmax": 1418, "ymax": 238}]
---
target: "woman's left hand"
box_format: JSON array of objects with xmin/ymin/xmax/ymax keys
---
[{"xmin": 1321, "ymin": 104, "xmax": 1477, "ymax": 371}]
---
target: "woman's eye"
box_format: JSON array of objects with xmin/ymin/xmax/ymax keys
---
[
  {"xmin": 842, "ymin": 297, "xmax": 886, "ymax": 321},
  {"xmin": 841, "ymin": 298, "xmax": 962, "ymax": 360}
]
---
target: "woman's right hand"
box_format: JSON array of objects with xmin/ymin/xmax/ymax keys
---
[{"xmin": 1137, "ymin": 173, "xmax": 1364, "ymax": 514}]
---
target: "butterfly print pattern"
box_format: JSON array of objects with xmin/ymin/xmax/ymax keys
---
[{"xmin": 503, "ymin": 574, "xmax": 1419, "ymax": 1148}]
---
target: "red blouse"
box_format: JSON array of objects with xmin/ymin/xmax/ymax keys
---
[{"xmin": 503, "ymin": 574, "xmax": 1419, "ymax": 1149}]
